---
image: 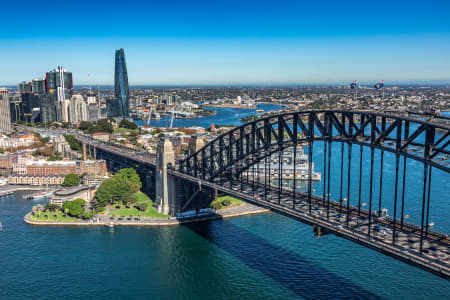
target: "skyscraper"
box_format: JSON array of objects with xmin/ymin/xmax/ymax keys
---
[
  {"xmin": 0, "ymin": 89, "xmax": 12, "ymax": 133},
  {"xmin": 113, "ymin": 48, "xmax": 129, "ymax": 118},
  {"xmin": 45, "ymin": 66, "xmax": 73, "ymax": 102},
  {"xmin": 31, "ymin": 78, "xmax": 46, "ymax": 94},
  {"xmin": 45, "ymin": 66, "xmax": 73, "ymax": 122}
]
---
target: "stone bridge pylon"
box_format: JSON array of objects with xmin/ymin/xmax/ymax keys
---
[{"xmin": 155, "ymin": 138, "xmax": 176, "ymax": 215}]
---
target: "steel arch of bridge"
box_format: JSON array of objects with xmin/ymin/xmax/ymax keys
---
[
  {"xmin": 179, "ymin": 110, "xmax": 450, "ymax": 178},
  {"xmin": 177, "ymin": 110, "xmax": 450, "ymax": 276}
]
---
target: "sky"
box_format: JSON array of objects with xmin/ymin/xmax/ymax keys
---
[{"xmin": 1, "ymin": 0, "xmax": 450, "ymax": 86}]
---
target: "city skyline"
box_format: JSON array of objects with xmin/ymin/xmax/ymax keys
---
[{"xmin": 1, "ymin": 0, "xmax": 450, "ymax": 85}]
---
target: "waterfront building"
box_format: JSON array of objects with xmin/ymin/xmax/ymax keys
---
[
  {"xmin": 111, "ymin": 48, "xmax": 129, "ymax": 118},
  {"xmin": 25, "ymin": 160, "xmax": 107, "ymax": 176},
  {"xmin": 8, "ymin": 174, "xmax": 65, "ymax": 186},
  {"xmin": 0, "ymin": 89, "xmax": 11, "ymax": 133},
  {"xmin": 83, "ymin": 175, "xmax": 108, "ymax": 186},
  {"xmin": 49, "ymin": 185, "xmax": 97, "ymax": 207},
  {"xmin": 0, "ymin": 154, "xmax": 12, "ymax": 170},
  {"xmin": 12, "ymin": 154, "xmax": 31, "ymax": 175}
]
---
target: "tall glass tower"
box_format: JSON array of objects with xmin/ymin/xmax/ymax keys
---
[{"xmin": 114, "ymin": 48, "xmax": 129, "ymax": 118}]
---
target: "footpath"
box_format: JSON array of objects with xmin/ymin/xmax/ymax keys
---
[{"xmin": 24, "ymin": 202, "xmax": 270, "ymax": 227}]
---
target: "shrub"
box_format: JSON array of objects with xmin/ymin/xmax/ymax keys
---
[
  {"xmin": 135, "ymin": 202, "xmax": 148, "ymax": 212},
  {"xmin": 210, "ymin": 200, "xmax": 223, "ymax": 210},
  {"xmin": 221, "ymin": 199, "xmax": 231, "ymax": 206},
  {"xmin": 82, "ymin": 211, "xmax": 94, "ymax": 220}
]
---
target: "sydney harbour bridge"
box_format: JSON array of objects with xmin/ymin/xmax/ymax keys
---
[{"xmin": 77, "ymin": 110, "xmax": 450, "ymax": 279}]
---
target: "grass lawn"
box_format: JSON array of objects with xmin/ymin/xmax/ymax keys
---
[
  {"xmin": 134, "ymin": 192, "xmax": 149, "ymax": 203},
  {"xmin": 109, "ymin": 192, "xmax": 168, "ymax": 218},
  {"xmin": 211, "ymin": 196, "xmax": 243, "ymax": 210},
  {"xmin": 30, "ymin": 212, "xmax": 80, "ymax": 222},
  {"xmin": 113, "ymin": 127, "xmax": 138, "ymax": 134}
]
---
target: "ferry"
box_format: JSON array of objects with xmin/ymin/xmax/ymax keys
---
[
  {"xmin": 32, "ymin": 191, "xmax": 53, "ymax": 200},
  {"xmin": 242, "ymin": 146, "xmax": 321, "ymax": 181}
]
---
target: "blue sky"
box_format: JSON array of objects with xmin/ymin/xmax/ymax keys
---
[{"xmin": 1, "ymin": 0, "xmax": 450, "ymax": 85}]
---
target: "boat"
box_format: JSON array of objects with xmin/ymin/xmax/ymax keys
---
[
  {"xmin": 32, "ymin": 191, "xmax": 53, "ymax": 200},
  {"xmin": 242, "ymin": 146, "xmax": 321, "ymax": 181},
  {"xmin": 0, "ymin": 191, "xmax": 13, "ymax": 197},
  {"xmin": 256, "ymin": 109, "xmax": 264, "ymax": 114}
]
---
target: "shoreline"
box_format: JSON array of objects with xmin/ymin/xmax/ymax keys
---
[
  {"xmin": 0, "ymin": 185, "xmax": 55, "ymax": 193},
  {"xmin": 203, "ymin": 104, "xmax": 257, "ymax": 109},
  {"xmin": 23, "ymin": 203, "xmax": 270, "ymax": 227}
]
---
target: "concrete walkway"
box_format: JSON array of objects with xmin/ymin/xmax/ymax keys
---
[{"xmin": 24, "ymin": 202, "xmax": 270, "ymax": 227}]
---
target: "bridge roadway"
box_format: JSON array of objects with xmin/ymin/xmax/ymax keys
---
[
  {"xmin": 77, "ymin": 135, "xmax": 450, "ymax": 279},
  {"xmin": 76, "ymin": 134, "xmax": 157, "ymax": 166}
]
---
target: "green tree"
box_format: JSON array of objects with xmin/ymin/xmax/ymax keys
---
[
  {"xmin": 36, "ymin": 204, "xmax": 43, "ymax": 218},
  {"xmin": 79, "ymin": 121, "xmax": 93, "ymax": 131},
  {"xmin": 115, "ymin": 168, "xmax": 142, "ymax": 190},
  {"xmin": 63, "ymin": 134, "xmax": 81, "ymax": 151},
  {"xmin": 93, "ymin": 169, "xmax": 141, "ymax": 208},
  {"xmin": 62, "ymin": 173, "xmax": 80, "ymax": 187},
  {"xmin": 62, "ymin": 199, "xmax": 85, "ymax": 218},
  {"xmin": 82, "ymin": 211, "xmax": 94, "ymax": 220},
  {"xmin": 119, "ymin": 119, "xmax": 138, "ymax": 130},
  {"xmin": 135, "ymin": 202, "xmax": 148, "ymax": 212},
  {"xmin": 44, "ymin": 204, "xmax": 59, "ymax": 212},
  {"xmin": 91, "ymin": 119, "xmax": 113, "ymax": 134},
  {"xmin": 47, "ymin": 152, "xmax": 62, "ymax": 161}
]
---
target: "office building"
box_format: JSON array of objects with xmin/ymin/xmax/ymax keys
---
[
  {"xmin": 45, "ymin": 66, "xmax": 73, "ymax": 102},
  {"xmin": 39, "ymin": 93, "xmax": 58, "ymax": 123},
  {"xmin": 86, "ymin": 91, "xmax": 97, "ymax": 104},
  {"xmin": 20, "ymin": 93, "xmax": 40, "ymax": 122},
  {"xmin": 0, "ymin": 89, "xmax": 12, "ymax": 133},
  {"xmin": 111, "ymin": 48, "xmax": 129, "ymax": 118},
  {"xmin": 69, "ymin": 94, "xmax": 88, "ymax": 123},
  {"xmin": 31, "ymin": 78, "xmax": 46, "ymax": 94},
  {"xmin": 9, "ymin": 95, "xmax": 21, "ymax": 123},
  {"xmin": 18, "ymin": 81, "xmax": 32, "ymax": 93},
  {"xmin": 88, "ymin": 104, "xmax": 99, "ymax": 122}
]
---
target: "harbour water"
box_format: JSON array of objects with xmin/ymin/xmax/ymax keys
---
[{"xmin": 1, "ymin": 106, "xmax": 449, "ymax": 299}]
